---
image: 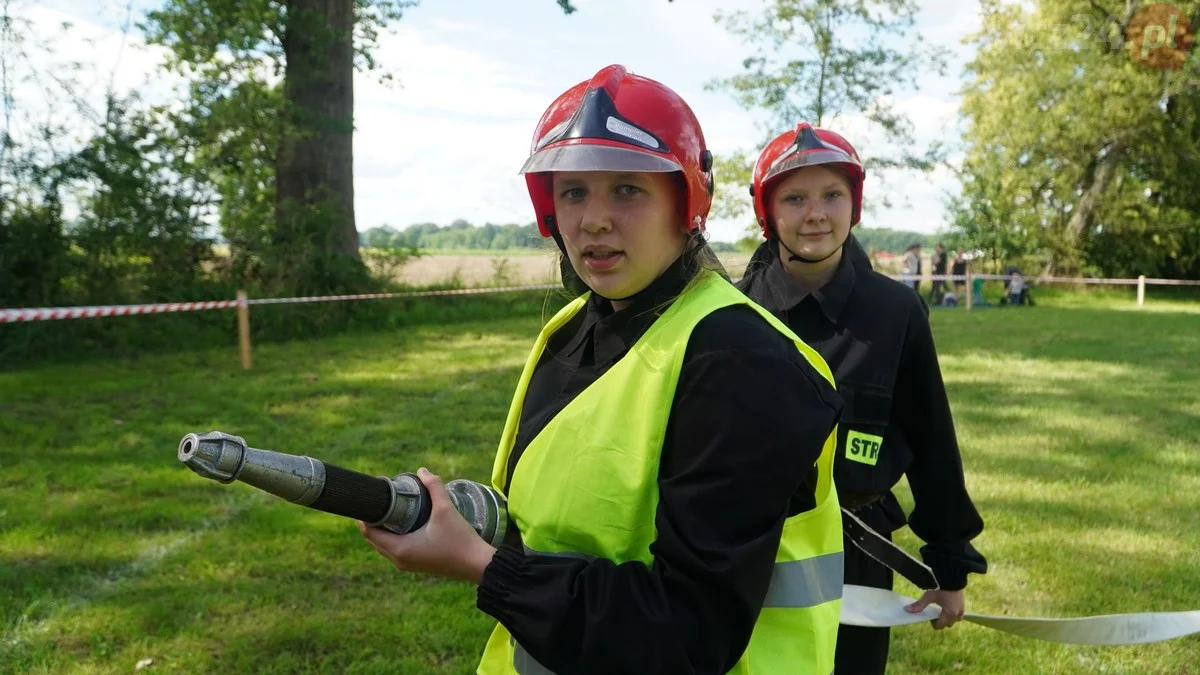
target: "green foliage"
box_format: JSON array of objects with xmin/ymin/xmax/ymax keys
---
[
  {"xmin": 0, "ymin": 197, "xmax": 72, "ymax": 308},
  {"xmin": 361, "ymin": 221, "xmax": 550, "ymax": 251},
  {"xmin": 360, "ymin": 220, "xmax": 745, "ymax": 254},
  {"xmin": 708, "ymin": 0, "xmax": 948, "ymax": 171},
  {"xmin": 165, "ymin": 78, "xmax": 283, "ymax": 283},
  {"xmin": 1, "ymin": 87, "xmax": 219, "ymax": 310},
  {"xmin": 140, "ymin": 0, "xmax": 421, "ymax": 297},
  {"xmin": 853, "ymin": 225, "xmax": 941, "ymax": 254},
  {"xmin": 64, "ymin": 96, "xmax": 218, "ymax": 304},
  {"xmin": 141, "ymin": 0, "xmax": 416, "ymax": 79},
  {"xmin": 952, "ymin": 0, "xmax": 1200, "ymax": 277},
  {"xmin": 710, "ymin": 149, "xmax": 757, "ymax": 235}
]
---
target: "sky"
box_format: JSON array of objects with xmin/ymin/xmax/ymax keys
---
[{"xmin": 21, "ymin": 0, "xmax": 986, "ymax": 243}]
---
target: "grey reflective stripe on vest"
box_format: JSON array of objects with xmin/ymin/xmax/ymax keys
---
[
  {"xmin": 513, "ymin": 642, "xmax": 556, "ymax": 675},
  {"xmin": 762, "ymin": 551, "xmax": 844, "ymax": 608},
  {"xmin": 524, "ymin": 545, "xmax": 842, "ymax": 609},
  {"xmin": 511, "ymin": 547, "xmax": 841, "ymax": 672}
]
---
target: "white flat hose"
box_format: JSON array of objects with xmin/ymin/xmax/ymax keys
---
[{"xmin": 840, "ymin": 584, "xmax": 1200, "ymax": 645}]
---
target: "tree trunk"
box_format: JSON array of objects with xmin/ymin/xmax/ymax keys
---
[
  {"xmin": 276, "ymin": 0, "xmax": 359, "ymax": 261},
  {"xmin": 1052, "ymin": 141, "xmax": 1124, "ymax": 275}
]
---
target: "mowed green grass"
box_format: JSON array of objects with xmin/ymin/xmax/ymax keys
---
[{"xmin": 2, "ymin": 292, "xmax": 1198, "ymax": 674}]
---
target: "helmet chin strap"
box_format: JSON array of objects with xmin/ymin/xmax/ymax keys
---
[{"xmin": 546, "ymin": 216, "xmax": 568, "ymax": 257}]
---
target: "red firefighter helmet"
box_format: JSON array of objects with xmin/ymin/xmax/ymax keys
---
[
  {"xmin": 520, "ymin": 64, "xmax": 715, "ymax": 236},
  {"xmin": 750, "ymin": 122, "xmax": 866, "ymax": 235}
]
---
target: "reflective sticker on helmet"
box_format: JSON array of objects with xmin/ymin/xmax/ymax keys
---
[
  {"xmin": 846, "ymin": 430, "xmax": 883, "ymax": 466},
  {"xmin": 535, "ymin": 117, "xmax": 573, "ymax": 152},
  {"xmin": 606, "ymin": 116, "xmax": 659, "ymax": 149}
]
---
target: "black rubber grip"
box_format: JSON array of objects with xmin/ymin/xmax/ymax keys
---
[{"xmin": 309, "ymin": 462, "xmax": 393, "ymax": 523}]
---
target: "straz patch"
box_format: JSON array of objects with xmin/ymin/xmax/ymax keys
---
[{"xmin": 845, "ymin": 431, "xmax": 883, "ymax": 466}]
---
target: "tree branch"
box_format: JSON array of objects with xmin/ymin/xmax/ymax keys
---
[{"xmin": 1088, "ymin": 0, "xmax": 1113, "ymax": 20}]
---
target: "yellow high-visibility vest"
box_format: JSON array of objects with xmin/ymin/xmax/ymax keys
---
[{"xmin": 478, "ymin": 271, "xmax": 843, "ymax": 674}]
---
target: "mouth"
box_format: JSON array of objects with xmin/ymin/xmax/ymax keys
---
[{"xmin": 582, "ymin": 247, "xmax": 625, "ymax": 271}]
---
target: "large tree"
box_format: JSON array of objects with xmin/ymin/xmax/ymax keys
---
[
  {"xmin": 143, "ymin": 0, "xmax": 418, "ymax": 291},
  {"xmin": 143, "ymin": 0, "xmax": 617, "ymax": 292},
  {"xmin": 705, "ymin": 0, "xmax": 949, "ymax": 235},
  {"xmin": 953, "ymin": 0, "xmax": 1200, "ymax": 276}
]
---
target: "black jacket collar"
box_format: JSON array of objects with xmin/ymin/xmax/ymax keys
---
[{"xmin": 561, "ymin": 253, "xmax": 692, "ymax": 366}]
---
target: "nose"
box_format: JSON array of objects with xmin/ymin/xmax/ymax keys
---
[
  {"xmin": 802, "ymin": 198, "xmax": 827, "ymax": 223},
  {"xmin": 580, "ymin": 194, "xmax": 613, "ymax": 234}
]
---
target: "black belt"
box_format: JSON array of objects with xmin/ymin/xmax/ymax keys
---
[{"xmin": 841, "ymin": 506, "xmax": 940, "ymax": 591}]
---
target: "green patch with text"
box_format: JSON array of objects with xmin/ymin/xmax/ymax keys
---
[{"xmin": 846, "ymin": 430, "xmax": 883, "ymax": 466}]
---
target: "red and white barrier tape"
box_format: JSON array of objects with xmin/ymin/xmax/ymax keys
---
[
  {"xmin": 0, "ymin": 300, "xmax": 242, "ymax": 324},
  {"xmin": 0, "ymin": 284, "xmax": 561, "ymax": 323},
  {"xmin": 3, "ymin": 276, "xmax": 1196, "ymax": 324}
]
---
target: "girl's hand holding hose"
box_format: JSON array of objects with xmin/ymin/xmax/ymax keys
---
[{"xmin": 357, "ymin": 468, "xmax": 498, "ymax": 585}]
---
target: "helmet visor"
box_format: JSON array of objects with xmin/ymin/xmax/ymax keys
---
[
  {"xmin": 519, "ymin": 143, "xmax": 682, "ymax": 174},
  {"xmin": 763, "ymin": 149, "xmax": 861, "ymax": 184}
]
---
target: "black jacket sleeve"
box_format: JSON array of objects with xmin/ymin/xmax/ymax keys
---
[
  {"xmin": 892, "ymin": 301, "xmax": 988, "ymax": 590},
  {"xmin": 476, "ymin": 307, "xmax": 842, "ymax": 675}
]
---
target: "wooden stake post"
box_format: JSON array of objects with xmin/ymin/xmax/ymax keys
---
[{"xmin": 237, "ymin": 290, "xmax": 252, "ymax": 370}]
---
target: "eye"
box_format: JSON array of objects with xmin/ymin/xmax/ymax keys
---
[
  {"xmin": 824, "ymin": 190, "xmax": 843, "ymax": 200},
  {"xmin": 559, "ymin": 186, "xmax": 586, "ymax": 200},
  {"xmin": 615, "ymin": 184, "xmax": 643, "ymax": 197},
  {"xmin": 784, "ymin": 193, "xmax": 806, "ymax": 204}
]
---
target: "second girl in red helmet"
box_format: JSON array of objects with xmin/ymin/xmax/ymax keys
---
[{"xmin": 737, "ymin": 121, "xmax": 989, "ymax": 674}]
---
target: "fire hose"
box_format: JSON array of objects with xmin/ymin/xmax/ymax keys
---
[
  {"xmin": 177, "ymin": 431, "xmax": 508, "ymax": 547},
  {"xmin": 178, "ymin": 431, "xmax": 1200, "ymax": 646}
]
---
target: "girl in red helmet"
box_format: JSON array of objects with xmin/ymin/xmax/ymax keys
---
[
  {"xmin": 736, "ymin": 123, "xmax": 989, "ymax": 674},
  {"xmin": 358, "ymin": 66, "xmax": 846, "ymax": 674}
]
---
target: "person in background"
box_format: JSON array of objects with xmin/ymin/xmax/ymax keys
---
[
  {"xmin": 1007, "ymin": 269, "xmax": 1026, "ymax": 306},
  {"xmin": 902, "ymin": 243, "xmax": 921, "ymax": 293},
  {"xmin": 930, "ymin": 242, "xmax": 947, "ymax": 306},
  {"xmin": 357, "ymin": 65, "xmax": 847, "ymax": 675},
  {"xmin": 737, "ymin": 121, "xmax": 989, "ymax": 675},
  {"xmin": 951, "ymin": 249, "xmax": 968, "ymax": 297}
]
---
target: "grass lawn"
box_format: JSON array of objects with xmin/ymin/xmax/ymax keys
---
[{"xmin": 2, "ymin": 292, "xmax": 1198, "ymax": 674}]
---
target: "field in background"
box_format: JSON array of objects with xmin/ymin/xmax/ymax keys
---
[
  {"xmin": 2, "ymin": 295, "xmax": 1199, "ymax": 674},
  {"xmin": 387, "ymin": 250, "xmax": 756, "ymax": 287}
]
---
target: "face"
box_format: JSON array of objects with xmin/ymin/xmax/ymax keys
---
[
  {"xmin": 768, "ymin": 165, "xmax": 854, "ymax": 263},
  {"xmin": 552, "ymin": 171, "xmax": 688, "ymax": 302}
]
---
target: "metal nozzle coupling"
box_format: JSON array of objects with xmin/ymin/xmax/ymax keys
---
[
  {"xmin": 178, "ymin": 431, "xmax": 244, "ymax": 483},
  {"xmin": 177, "ymin": 431, "xmax": 508, "ymax": 547},
  {"xmin": 179, "ymin": 431, "xmax": 325, "ymax": 506}
]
